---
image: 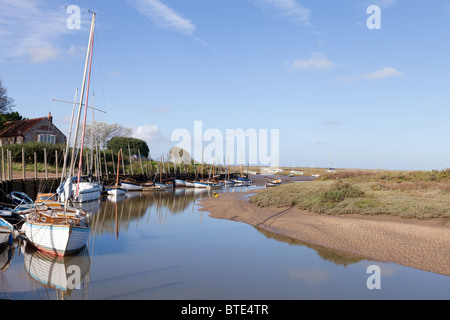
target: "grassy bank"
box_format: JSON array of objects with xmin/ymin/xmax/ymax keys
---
[{"xmin": 249, "ymin": 169, "xmax": 450, "ymax": 219}]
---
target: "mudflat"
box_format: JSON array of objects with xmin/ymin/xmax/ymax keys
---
[{"xmin": 199, "ymin": 189, "xmax": 450, "ymax": 276}]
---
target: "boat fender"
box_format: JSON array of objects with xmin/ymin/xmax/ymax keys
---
[{"xmin": 8, "ymin": 233, "xmax": 13, "ymax": 245}]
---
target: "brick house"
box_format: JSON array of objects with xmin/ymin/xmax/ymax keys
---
[{"xmin": 0, "ymin": 113, "xmax": 66, "ymax": 146}]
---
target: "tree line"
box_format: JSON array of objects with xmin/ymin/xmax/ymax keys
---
[{"xmin": 0, "ymin": 79, "xmax": 150, "ymax": 160}]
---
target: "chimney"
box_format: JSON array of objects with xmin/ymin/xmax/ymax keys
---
[{"xmin": 48, "ymin": 112, "xmax": 52, "ymax": 123}]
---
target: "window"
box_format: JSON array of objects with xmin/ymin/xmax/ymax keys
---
[{"xmin": 37, "ymin": 134, "xmax": 56, "ymax": 144}]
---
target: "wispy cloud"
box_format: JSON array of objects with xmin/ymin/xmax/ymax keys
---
[
  {"xmin": 339, "ymin": 66, "xmax": 403, "ymax": 82},
  {"xmin": 287, "ymin": 53, "xmax": 336, "ymax": 71},
  {"xmin": 127, "ymin": 0, "xmax": 196, "ymax": 35},
  {"xmin": 154, "ymin": 105, "xmax": 172, "ymax": 113},
  {"xmin": 250, "ymin": 0, "xmax": 312, "ymax": 27},
  {"xmin": 0, "ymin": 0, "xmax": 85, "ymax": 63}
]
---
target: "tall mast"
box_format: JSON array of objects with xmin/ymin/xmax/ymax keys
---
[
  {"xmin": 76, "ymin": 12, "xmax": 96, "ymax": 196},
  {"xmin": 61, "ymin": 88, "xmax": 78, "ymax": 183}
]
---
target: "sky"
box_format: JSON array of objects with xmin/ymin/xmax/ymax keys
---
[{"xmin": 1, "ymin": 0, "xmax": 450, "ymax": 170}]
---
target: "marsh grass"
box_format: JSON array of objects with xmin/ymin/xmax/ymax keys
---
[{"xmin": 250, "ymin": 169, "xmax": 450, "ymax": 219}]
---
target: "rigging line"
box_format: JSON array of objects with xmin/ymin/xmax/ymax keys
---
[
  {"xmin": 92, "ymin": 32, "xmax": 108, "ymax": 114},
  {"xmin": 52, "ymin": 25, "xmax": 91, "ymax": 101}
]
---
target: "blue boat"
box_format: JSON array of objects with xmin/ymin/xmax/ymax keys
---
[{"xmin": 233, "ymin": 177, "xmax": 252, "ymax": 186}]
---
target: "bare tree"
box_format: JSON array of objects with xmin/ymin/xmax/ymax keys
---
[
  {"xmin": 81, "ymin": 121, "xmax": 132, "ymax": 149},
  {"xmin": 0, "ymin": 80, "xmax": 15, "ymax": 114}
]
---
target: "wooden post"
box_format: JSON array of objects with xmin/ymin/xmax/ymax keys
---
[
  {"xmin": 55, "ymin": 150, "xmax": 58, "ymax": 178},
  {"xmin": 44, "ymin": 148, "xmax": 48, "ymax": 179},
  {"xmin": 86, "ymin": 152, "xmax": 89, "ymax": 177},
  {"xmin": 98, "ymin": 149, "xmax": 102, "ymax": 178},
  {"xmin": 1, "ymin": 148, "xmax": 4, "ymax": 182},
  {"xmin": 103, "ymin": 149, "xmax": 108, "ymax": 180},
  {"xmin": 121, "ymin": 149, "xmax": 125, "ymax": 176},
  {"xmin": 34, "ymin": 152, "xmax": 37, "ymax": 180},
  {"xmin": 138, "ymin": 150, "xmax": 144, "ymax": 175},
  {"xmin": 22, "ymin": 147, "xmax": 25, "ymax": 181},
  {"xmin": 111, "ymin": 152, "xmax": 116, "ymax": 177},
  {"xmin": 7, "ymin": 149, "xmax": 11, "ymax": 181},
  {"xmin": 128, "ymin": 145, "xmax": 133, "ymax": 175},
  {"xmin": 149, "ymin": 151, "xmax": 152, "ymax": 175}
]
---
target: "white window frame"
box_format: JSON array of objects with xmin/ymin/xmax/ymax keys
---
[{"xmin": 37, "ymin": 134, "xmax": 56, "ymax": 144}]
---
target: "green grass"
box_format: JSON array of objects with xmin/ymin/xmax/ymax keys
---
[{"xmin": 250, "ymin": 169, "xmax": 450, "ymax": 220}]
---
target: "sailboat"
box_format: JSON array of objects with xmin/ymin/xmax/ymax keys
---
[
  {"xmin": 23, "ymin": 204, "xmax": 91, "ymax": 256},
  {"xmin": 24, "ymin": 12, "xmax": 97, "ymax": 256},
  {"xmin": 233, "ymin": 163, "xmax": 252, "ymax": 186},
  {"xmin": 107, "ymin": 150, "xmax": 127, "ymax": 197},
  {"xmin": 265, "ymin": 158, "xmax": 282, "ymax": 187},
  {"xmin": 57, "ymin": 10, "xmax": 102, "ymax": 204}
]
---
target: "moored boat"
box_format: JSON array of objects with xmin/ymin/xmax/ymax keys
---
[
  {"xmin": 24, "ymin": 204, "xmax": 91, "ymax": 256},
  {"xmin": 174, "ymin": 179, "xmax": 186, "ymax": 187},
  {"xmin": 0, "ymin": 218, "xmax": 14, "ymax": 245},
  {"xmin": 265, "ymin": 179, "xmax": 282, "ymax": 187},
  {"xmin": 108, "ymin": 150, "xmax": 127, "ymax": 196},
  {"xmin": 107, "ymin": 186, "xmax": 127, "ymax": 196},
  {"xmin": 121, "ymin": 180, "xmax": 144, "ymax": 191},
  {"xmin": 233, "ymin": 177, "xmax": 252, "ymax": 186},
  {"xmin": 185, "ymin": 180, "xmax": 196, "ymax": 188}
]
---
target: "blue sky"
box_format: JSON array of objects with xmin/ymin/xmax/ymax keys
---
[{"xmin": 1, "ymin": 0, "xmax": 450, "ymax": 170}]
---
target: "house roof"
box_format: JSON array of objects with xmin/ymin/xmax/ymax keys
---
[{"xmin": 0, "ymin": 117, "xmax": 47, "ymax": 138}]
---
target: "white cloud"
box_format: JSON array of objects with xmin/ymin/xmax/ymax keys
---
[
  {"xmin": 27, "ymin": 44, "xmax": 61, "ymax": 63},
  {"xmin": 0, "ymin": 0, "xmax": 86, "ymax": 63},
  {"xmin": 250, "ymin": 0, "xmax": 311, "ymax": 26},
  {"xmin": 339, "ymin": 66, "xmax": 403, "ymax": 82},
  {"xmin": 127, "ymin": 0, "xmax": 196, "ymax": 35},
  {"xmin": 154, "ymin": 105, "xmax": 172, "ymax": 113},
  {"xmin": 287, "ymin": 53, "xmax": 335, "ymax": 71},
  {"xmin": 362, "ymin": 66, "xmax": 403, "ymax": 79},
  {"xmin": 132, "ymin": 124, "xmax": 169, "ymax": 146}
]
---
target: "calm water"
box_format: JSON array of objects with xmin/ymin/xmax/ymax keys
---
[{"xmin": 1, "ymin": 186, "xmax": 449, "ymax": 300}]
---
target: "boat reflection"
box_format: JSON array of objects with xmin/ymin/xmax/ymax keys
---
[
  {"xmin": 0, "ymin": 243, "xmax": 12, "ymax": 272},
  {"xmin": 90, "ymin": 188, "xmax": 218, "ymax": 237},
  {"xmin": 23, "ymin": 242, "xmax": 91, "ymax": 299}
]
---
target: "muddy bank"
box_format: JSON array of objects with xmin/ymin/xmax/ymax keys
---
[{"xmin": 199, "ymin": 189, "xmax": 450, "ymax": 276}]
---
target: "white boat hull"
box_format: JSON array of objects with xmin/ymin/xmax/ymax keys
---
[
  {"xmin": 185, "ymin": 181, "xmax": 196, "ymax": 188},
  {"xmin": 194, "ymin": 182, "xmax": 209, "ymax": 188},
  {"xmin": 233, "ymin": 179, "xmax": 252, "ymax": 186},
  {"xmin": 24, "ymin": 221, "xmax": 90, "ymax": 256},
  {"xmin": 174, "ymin": 179, "xmax": 186, "ymax": 187},
  {"xmin": 121, "ymin": 182, "xmax": 144, "ymax": 191},
  {"xmin": 60, "ymin": 182, "xmax": 102, "ymax": 203},
  {"xmin": 107, "ymin": 187, "xmax": 127, "ymax": 196},
  {"xmin": 0, "ymin": 229, "xmax": 11, "ymax": 245},
  {"xmin": 0, "ymin": 218, "xmax": 13, "ymax": 245}
]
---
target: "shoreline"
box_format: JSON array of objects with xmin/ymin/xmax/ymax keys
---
[{"xmin": 198, "ymin": 183, "xmax": 450, "ymax": 276}]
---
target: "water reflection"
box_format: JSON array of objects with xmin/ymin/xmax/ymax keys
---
[
  {"xmin": 256, "ymin": 227, "xmax": 370, "ymax": 267},
  {"xmin": 89, "ymin": 188, "xmax": 217, "ymax": 237},
  {"xmin": 23, "ymin": 242, "xmax": 91, "ymax": 299},
  {"xmin": 3, "ymin": 185, "xmax": 447, "ymax": 300}
]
